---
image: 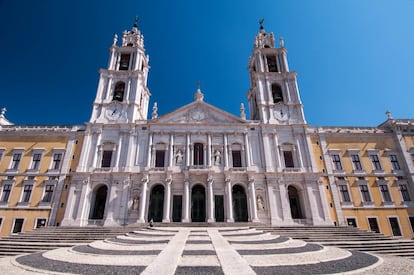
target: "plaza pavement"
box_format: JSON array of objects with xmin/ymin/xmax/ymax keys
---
[{"xmin": 0, "ymin": 226, "xmax": 413, "ymax": 274}]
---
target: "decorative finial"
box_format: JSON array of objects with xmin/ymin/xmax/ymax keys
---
[
  {"xmin": 240, "ymin": 103, "xmax": 246, "ymax": 120},
  {"xmin": 386, "ymin": 110, "xmax": 393, "ymax": 120},
  {"xmin": 194, "ymin": 81, "xmax": 204, "ymax": 102},
  {"xmin": 259, "ymin": 19, "xmax": 264, "ymax": 30},
  {"xmin": 133, "ymin": 16, "xmax": 139, "ymax": 28},
  {"xmin": 113, "ymin": 34, "xmax": 118, "ymax": 46},
  {"xmin": 279, "ymin": 37, "xmax": 284, "ymax": 48},
  {"xmin": 0, "ymin": 107, "xmax": 6, "ymax": 117},
  {"xmin": 152, "ymin": 102, "xmax": 158, "ymax": 119}
]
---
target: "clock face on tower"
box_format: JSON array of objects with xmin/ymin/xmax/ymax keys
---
[{"xmin": 105, "ymin": 103, "xmax": 123, "ymax": 121}]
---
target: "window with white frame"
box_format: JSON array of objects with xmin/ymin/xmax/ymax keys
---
[
  {"xmin": 359, "ymin": 184, "xmax": 372, "ymax": 203},
  {"xmin": 153, "ymin": 143, "xmax": 166, "ymax": 168},
  {"xmin": 331, "ymin": 154, "xmax": 343, "ymax": 171},
  {"xmin": 369, "ymin": 154, "xmax": 382, "ymax": 171},
  {"xmin": 0, "ymin": 148, "xmax": 5, "ymax": 163},
  {"xmin": 52, "ymin": 153, "xmax": 63, "ymax": 170},
  {"xmin": 10, "ymin": 151, "xmax": 23, "ymax": 170},
  {"xmin": 42, "ymin": 184, "xmax": 54, "ymax": 202},
  {"xmin": 101, "ymin": 150, "xmax": 113, "ymax": 168},
  {"xmin": 22, "ymin": 184, "xmax": 33, "ymax": 203},
  {"xmin": 350, "ymin": 154, "xmax": 363, "ymax": 171},
  {"xmin": 378, "ymin": 183, "xmax": 392, "ymax": 203},
  {"xmin": 30, "ymin": 153, "xmax": 42, "ymax": 170},
  {"xmin": 1, "ymin": 184, "xmax": 12, "ymax": 202},
  {"xmin": 389, "ymin": 154, "xmax": 401, "ymax": 171},
  {"xmin": 281, "ymin": 143, "xmax": 297, "ymax": 169},
  {"xmin": 231, "ymin": 143, "xmax": 243, "ymax": 168},
  {"xmin": 399, "ymin": 183, "xmax": 411, "ymax": 202},
  {"xmin": 338, "ymin": 184, "xmax": 351, "ymax": 203}
]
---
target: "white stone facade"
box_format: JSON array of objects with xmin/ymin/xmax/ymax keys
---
[{"xmin": 61, "ymin": 22, "xmax": 333, "ymax": 227}]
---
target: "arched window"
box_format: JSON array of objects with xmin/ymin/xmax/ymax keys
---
[
  {"xmin": 119, "ymin": 53, "xmax": 130, "ymax": 70},
  {"xmin": 113, "ymin": 82, "xmax": 125, "ymax": 102},
  {"xmin": 272, "ymin": 83, "xmax": 283, "ymax": 103}
]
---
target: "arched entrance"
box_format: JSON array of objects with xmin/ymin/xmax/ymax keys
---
[
  {"xmin": 288, "ymin": 185, "xmax": 304, "ymax": 219},
  {"xmin": 232, "ymin": 185, "xmax": 248, "ymax": 222},
  {"xmin": 191, "ymin": 185, "xmax": 206, "ymax": 222},
  {"xmin": 89, "ymin": 185, "xmax": 108, "ymax": 219},
  {"xmin": 148, "ymin": 185, "xmax": 164, "ymax": 222}
]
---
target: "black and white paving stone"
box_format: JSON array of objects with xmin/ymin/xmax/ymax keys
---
[{"xmin": 1, "ymin": 226, "xmax": 413, "ymax": 274}]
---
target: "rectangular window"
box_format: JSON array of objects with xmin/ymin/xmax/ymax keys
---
[
  {"xmin": 351, "ymin": 154, "xmax": 363, "ymax": 171},
  {"xmin": 266, "ymin": 55, "xmax": 278, "ymax": 72},
  {"xmin": 232, "ymin": 151, "xmax": 242, "ymax": 167},
  {"xmin": 368, "ymin": 217, "xmax": 380, "ymax": 233},
  {"xmin": 31, "ymin": 153, "xmax": 42, "ymax": 170},
  {"xmin": 388, "ymin": 217, "xmax": 402, "ymax": 236},
  {"xmin": 283, "ymin": 151, "xmax": 294, "ymax": 168},
  {"xmin": 119, "ymin": 54, "xmax": 130, "ymax": 70},
  {"xmin": 12, "ymin": 218, "xmax": 24, "ymax": 233},
  {"xmin": 35, "ymin": 218, "xmax": 47, "ymax": 228},
  {"xmin": 1, "ymin": 184, "xmax": 12, "ymax": 202},
  {"xmin": 339, "ymin": 185, "xmax": 351, "ymax": 202},
  {"xmin": 22, "ymin": 185, "xmax": 33, "ymax": 202},
  {"xmin": 359, "ymin": 184, "xmax": 371, "ymax": 202},
  {"xmin": 331, "ymin": 154, "xmax": 343, "ymax": 170},
  {"xmin": 52, "ymin": 153, "xmax": 63, "ymax": 170},
  {"xmin": 155, "ymin": 150, "xmax": 165, "ymax": 167},
  {"xmin": 389, "ymin": 154, "xmax": 401, "ymax": 170},
  {"xmin": 400, "ymin": 184, "xmax": 411, "ymax": 201},
  {"xmin": 346, "ymin": 218, "xmax": 357, "ymax": 227},
  {"xmin": 11, "ymin": 153, "xmax": 22, "ymax": 170},
  {"xmin": 101, "ymin": 151, "xmax": 112, "ymax": 168},
  {"xmin": 379, "ymin": 184, "xmax": 392, "ymax": 202},
  {"xmin": 42, "ymin": 185, "xmax": 54, "ymax": 202},
  {"xmin": 370, "ymin": 154, "xmax": 382, "ymax": 171},
  {"xmin": 409, "ymin": 217, "xmax": 414, "ymax": 235}
]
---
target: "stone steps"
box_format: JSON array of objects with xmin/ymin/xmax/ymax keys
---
[
  {"xmin": 256, "ymin": 226, "xmax": 414, "ymax": 260},
  {"xmin": 0, "ymin": 226, "xmax": 144, "ymax": 257}
]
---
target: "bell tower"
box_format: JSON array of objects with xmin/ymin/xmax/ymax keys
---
[
  {"xmin": 90, "ymin": 18, "xmax": 151, "ymax": 123},
  {"xmin": 247, "ymin": 20, "xmax": 306, "ymax": 125}
]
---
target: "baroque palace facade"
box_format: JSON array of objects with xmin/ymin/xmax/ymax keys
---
[{"xmin": 1, "ymin": 22, "xmax": 414, "ymax": 238}]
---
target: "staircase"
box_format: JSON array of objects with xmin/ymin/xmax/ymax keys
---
[
  {"xmin": 256, "ymin": 226, "xmax": 414, "ymax": 260},
  {"xmin": 0, "ymin": 226, "xmax": 143, "ymax": 257}
]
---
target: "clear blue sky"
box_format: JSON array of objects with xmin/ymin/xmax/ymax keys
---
[{"xmin": 0, "ymin": 0, "xmax": 413, "ymax": 126}]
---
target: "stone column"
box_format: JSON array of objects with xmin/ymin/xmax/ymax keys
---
[
  {"xmin": 207, "ymin": 134, "xmax": 212, "ymax": 167},
  {"xmin": 138, "ymin": 175, "xmax": 148, "ymax": 223},
  {"xmin": 224, "ymin": 135, "xmax": 229, "ymax": 168},
  {"xmin": 296, "ymin": 136, "xmax": 304, "ymax": 169},
  {"xmin": 163, "ymin": 177, "xmax": 171, "ymax": 222},
  {"xmin": 182, "ymin": 178, "xmax": 190, "ymax": 222},
  {"xmin": 207, "ymin": 175, "xmax": 215, "ymax": 222},
  {"xmin": 146, "ymin": 133, "xmax": 153, "ymax": 168},
  {"xmin": 249, "ymin": 177, "xmax": 259, "ymax": 222},
  {"xmin": 186, "ymin": 134, "xmax": 191, "ymax": 166},
  {"xmin": 226, "ymin": 177, "xmax": 234, "ymax": 222},
  {"xmin": 244, "ymin": 133, "xmax": 251, "ymax": 167},
  {"xmin": 279, "ymin": 181, "xmax": 293, "ymax": 223},
  {"xmin": 273, "ymin": 134, "xmax": 282, "ymax": 170},
  {"xmin": 115, "ymin": 132, "xmax": 124, "ymax": 168},
  {"xmin": 169, "ymin": 134, "xmax": 174, "ymax": 168},
  {"xmin": 91, "ymin": 131, "xmax": 102, "ymax": 169}
]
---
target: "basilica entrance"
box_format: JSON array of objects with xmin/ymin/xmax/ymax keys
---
[
  {"xmin": 288, "ymin": 185, "xmax": 304, "ymax": 219},
  {"xmin": 148, "ymin": 185, "xmax": 164, "ymax": 222},
  {"xmin": 232, "ymin": 185, "xmax": 248, "ymax": 222},
  {"xmin": 191, "ymin": 185, "xmax": 206, "ymax": 222},
  {"xmin": 89, "ymin": 185, "xmax": 108, "ymax": 220}
]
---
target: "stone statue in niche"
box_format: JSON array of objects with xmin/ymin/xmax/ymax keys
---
[
  {"xmin": 175, "ymin": 149, "xmax": 184, "ymax": 164},
  {"xmin": 132, "ymin": 196, "xmax": 139, "ymax": 211},
  {"xmin": 257, "ymin": 195, "xmax": 265, "ymax": 211},
  {"xmin": 214, "ymin": 149, "xmax": 221, "ymax": 165}
]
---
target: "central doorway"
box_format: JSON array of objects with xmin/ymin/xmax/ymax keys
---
[
  {"xmin": 288, "ymin": 185, "xmax": 303, "ymax": 219},
  {"xmin": 89, "ymin": 185, "xmax": 108, "ymax": 220},
  {"xmin": 232, "ymin": 185, "xmax": 248, "ymax": 222},
  {"xmin": 191, "ymin": 185, "xmax": 206, "ymax": 222},
  {"xmin": 148, "ymin": 185, "xmax": 164, "ymax": 222}
]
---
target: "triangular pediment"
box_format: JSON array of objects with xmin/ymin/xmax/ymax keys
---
[{"xmin": 154, "ymin": 101, "xmax": 246, "ymax": 124}]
